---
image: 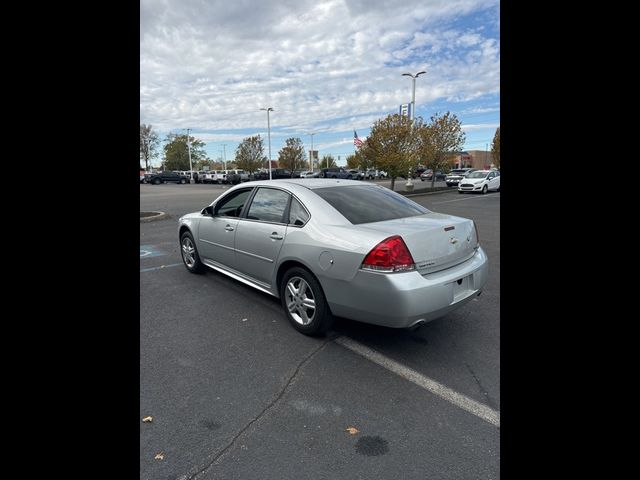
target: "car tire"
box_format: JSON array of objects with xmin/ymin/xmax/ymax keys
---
[
  {"xmin": 153, "ymin": 178, "xmax": 161, "ymax": 185},
  {"xmin": 281, "ymin": 267, "xmax": 333, "ymax": 336},
  {"xmin": 458, "ymin": 190, "xmax": 464, "ymax": 194},
  {"xmin": 497, "ymin": 184, "xmax": 501, "ymax": 192},
  {"xmin": 482, "ymin": 185, "xmax": 488, "ymax": 194},
  {"xmin": 180, "ymin": 178, "xmax": 186, "ymax": 184},
  {"xmin": 180, "ymin": 231, "xmax": 205, "ymax": 274}
]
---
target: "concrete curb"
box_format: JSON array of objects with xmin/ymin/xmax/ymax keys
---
[
  {"xmin": 396, "ymin": 187, "xmax": 455, "ymax": 197},
  {"xmin": 140, "ymin": 211, "xmax": 169, "ymax": 223}
]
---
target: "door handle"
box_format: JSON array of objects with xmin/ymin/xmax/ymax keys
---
[
  {"xmin": 270, "ymin": 232, "xmax": 283, "ymax": 240},
  {"xmin": 225, "ymin": 225, "xmax": 235, "ymax": 232}
]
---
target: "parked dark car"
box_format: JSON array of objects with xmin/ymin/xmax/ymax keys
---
[
  {"xmin": 148, "ymin": 171, "xmax": 188, "ymax": 185},
  {"xmin": 320, "ymin": 167, "xmax": 352, "ymax": 179}
]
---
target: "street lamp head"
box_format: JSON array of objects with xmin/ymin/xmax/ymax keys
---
[
  {"xmin": 260, "ymin": 107, "xmax": 274, "ymax": 112},
  {"xmin": 402, "ymin": 71, "xmax": 427, "ymax": 78}
]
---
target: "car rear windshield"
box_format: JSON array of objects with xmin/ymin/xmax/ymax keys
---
[{"xmin": 314, "ymin": 185, "xmax": 429, "ymax": 225}]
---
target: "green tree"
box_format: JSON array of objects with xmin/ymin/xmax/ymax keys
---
[
  {"xmin": 195, "ymin": 158, "xmax": 214, "ymax": 170},
  {"xmin": 416, "ymin": 112, "xmax": 466, "ymax": 188},
  {"xmin": 140, "ymin": 124, "xmax": 160, "ymax": 171},
  {"xmin": 345, "ymin": 154, "xmax": 359, "ymax": 169},
  {"xmin": 163, "ymin": 133, "xmax": 206, "ymax": 171},
  {"xmin": 235, "ymin": 135, "xmax": 266, "ymax": 174},
  {"xmin": 353, "ymin": 144, "xmax": 376, "ymax": 172},
  {"xmin": 491, "ymin": 127, "xmax": 500, "ymax": 168},
  {"xmin": 359, "ymin": 114, "xmax": 415, "ymax": 191},
  {"xmin": 320, "ymin": 154, "xmax": 337, "ymax": 168},
  {"xmin": 278, "ymin": 137, "xmax": 306, "ymax": 172}
]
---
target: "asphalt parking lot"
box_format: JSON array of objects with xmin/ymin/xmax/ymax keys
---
[{"xmin": 140, "ymin": 182, "xmax": 500, "ymax": 480}]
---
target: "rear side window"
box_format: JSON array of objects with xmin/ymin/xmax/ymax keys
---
[
  {"xmin": 314, "ymin": 185, "xmax": 429, "ymax": 225},
  {"xmin": 288, "ymin": 198, "xmax": 309, "ymax": 226},
  {"xmin": 246, "ymin": 188, "xmax": 291, "ymax": 223}
]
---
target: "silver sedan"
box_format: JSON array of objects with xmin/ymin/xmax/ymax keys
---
[{"xmin": 178, "ymin": 179, "xmax": 488, "ymax": 335}]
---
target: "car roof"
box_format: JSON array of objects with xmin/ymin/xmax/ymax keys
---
[{"xmin": 233, "ymin": 178, "xmax": 367, "ymax": 190}]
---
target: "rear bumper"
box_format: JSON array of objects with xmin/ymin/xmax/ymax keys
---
[{"xmin": 326, "ymin": 247, "xmax": 488, "ymax": 328}]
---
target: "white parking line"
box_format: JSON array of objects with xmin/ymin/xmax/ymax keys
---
[
  {"xmin": 432, "ymin": 193, "xmax": 500, "ymax": 205},
  {"xmin": 335, "ymin": 336, "xmax": 500, "ymax": 427}
]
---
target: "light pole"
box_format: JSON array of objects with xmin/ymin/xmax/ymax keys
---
[
  {"xmin": 222, "ymin": 144, "xmax": 227, "ymax": 171},
  {"xmin": 402, "ymin": 70, "xmax": 426, "ymax": 189},
  {"xmin": 402, "ymin": 70, "xmax": 426, "ymax": 126},
  {"xmin": 186, "ymin": 128, "xmax": 194, "ymax": 183},
  {"xmin": 486, "ymin": 143, "xmax": 489, "ymax": 169},
  {"xmin": 260, "ymin": 107, "xmax": 274, "ymax": 180},
  {"xmin": 308, "ymin": 132, "xmax": 315, "ymax": 172}
]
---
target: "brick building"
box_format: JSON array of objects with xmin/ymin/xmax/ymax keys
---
[{"xmin": 454, "ymin": 150, "xmax": 495, "ymax": 170}]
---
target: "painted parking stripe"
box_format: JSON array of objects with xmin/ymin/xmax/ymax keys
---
[
  {"xmin": 140, "ymin": 244, "xmax": 168, "ymax": 258},
  {"xmin": 140, "ymin": 263, "xmax": 183, "ymax": 273},
  {"xmin": 335, "ymin": 336, "xmax": 500, "ymax": 427}
]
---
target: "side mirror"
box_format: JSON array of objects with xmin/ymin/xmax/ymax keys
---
[{"xmin": 202, "ymin": 205, "xmax": 214, "ymax": 216}]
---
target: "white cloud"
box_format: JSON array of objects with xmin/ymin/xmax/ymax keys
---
[
  {"xmin": 141, "ymin": 0, "xmax": 499, "ymax": 139},
  {"xmin": 461, "ymin": 123, "xmax": 500, "ymax": 132}
]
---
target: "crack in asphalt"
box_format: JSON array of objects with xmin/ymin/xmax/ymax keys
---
[
  {"xmin": 185, "ymin": 338, "xmax": 332, "ymax": 480},
  {"xmin": 463, "ymin": 360, "xmax": 498, "ymax": 411},
  {"xmin": 449, "ymin": 337, "xmax": 498, "ymax": 411}
]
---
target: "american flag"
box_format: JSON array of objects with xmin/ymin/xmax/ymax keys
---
[{"xmin": 354, "ymin": 130, "xmax": 363, "ymax": 148}]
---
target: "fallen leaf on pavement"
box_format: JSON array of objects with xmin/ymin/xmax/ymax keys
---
[
  {"xmin": 346, "ymin": 427, "xmax": 359, "ymax": 435},
  {"xmin": 154, "ymin": 453, "xmax": 164, "ymax": 460},
  {"xmin": 142, "ymin": 416, "xmax": 153, "ymax": 423}
]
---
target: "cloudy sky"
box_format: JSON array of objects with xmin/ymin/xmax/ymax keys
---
[{"xmin": 140, "ymin": 0, "xmax": 499, "ymax": 167}]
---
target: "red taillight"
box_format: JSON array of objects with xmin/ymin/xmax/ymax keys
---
[{"xmin": 362, "ymin": 235, "xmax": 415, "ymax": 273}]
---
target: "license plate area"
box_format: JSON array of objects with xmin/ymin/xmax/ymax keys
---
[{"xmin": 452, "ymin": 274, "xmax": 472, "ymax": 301}]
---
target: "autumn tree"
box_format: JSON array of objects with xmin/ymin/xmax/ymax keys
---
[
  {"xmin": 360, "ymin": 114, "xmax": 415, "ymax": 191},
  {"xmin": 415, "ymin": 112, "xmax": 466, "ymax": 188},
  {"xmin": 491, "ymin": 127, "xmax": 500, "ymax": 168},
  {"xmin": 140, "ymin": 124, "xmax": 160, "ymax": 171},
  {"xmin": 163, "ymin": 133, "xmax": 206, "ymax": 171},
  {"xmin": 320, "ymin": 154, "xmax": 337, "ymax": 169},
  {"xmin": 278, "ymin": 137, "xmax": 306, "ymax": 172},
  {"xmin": 235, "ymin": 135, "xmax": 266, "ymax": 174}
]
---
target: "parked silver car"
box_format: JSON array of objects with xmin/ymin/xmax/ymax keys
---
[{"xmin": 178, "ymin": 180, "xmax": 488, "ymax": 335}]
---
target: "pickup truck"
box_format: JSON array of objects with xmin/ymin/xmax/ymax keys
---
[
  {"xmin": 147, "ymin": 171, "xmax": 188, "ymax": 184},
  {"xmin": 225, "ymin": 170, "xmax": 250, "ymax": 185}
]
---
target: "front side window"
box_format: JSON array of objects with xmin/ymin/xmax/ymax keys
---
[
  {"xmin": 246, "ymin": 188, "xmax": 291, "ymax": 223},
  {"xmin": 215, "ymin": 189, "xmax": 253, "ymax": 217}
]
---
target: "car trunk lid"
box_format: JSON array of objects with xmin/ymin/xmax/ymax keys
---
[{"xmin": 356, "ymin": 213, "xmax": 478, "ymax": 274}]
